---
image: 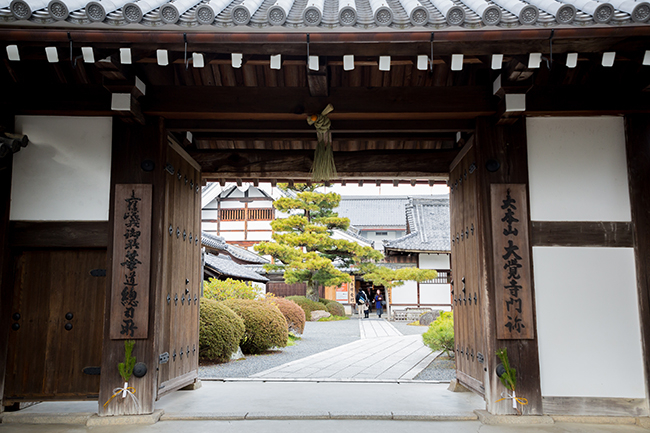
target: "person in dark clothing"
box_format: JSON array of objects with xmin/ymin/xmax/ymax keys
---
[
  {"xmin": 355, "ymin": 290, "xmax": 368, "ymax": 319},
  {"xmin": 374, "ymin": 289, "xmax": 384, "ymax": 318}
]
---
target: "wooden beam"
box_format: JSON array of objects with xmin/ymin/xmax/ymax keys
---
[
  {"xmin": 307, "ymin": 58, "xmax": 328, "ymax": 97},
  {"xmin": 474, "ymin": 117, "xmax": 543, "ymax": 415},
  {"xmin": 191, "ymin": 148, "xmax": 457, "ymax": 179},
  {"xmin": 9, "ymin": 221, "xmax": 109, "ymax": 248},
  {"xmin": 99, "ymin": 118, "xmax": 167, "ymax": 416},
  {"xmin": 531, "ymin": 221, "xmax": 633, "ymax": 248},
  {"xmin": 0, "ymin": 152, "xmax": 13, "ymax": 413},
  {"xmin": 624, "ymin": 114, "xmax": 650, "ymax": 415},
  {"xmin": 166, "ymin": 119, "xmax": 476, "ymax": 133},
  {"xmin": 142, "ymin": 86, "xmax": 495, "ymax": 120}
]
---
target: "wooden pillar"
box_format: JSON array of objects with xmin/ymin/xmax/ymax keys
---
[
  {"xmin": 0, "ymin": 152, "xmax": 13, "ymax": 413},
  {"xmin": 624, "ymin": 114, "xmax": 650, "ymax": 402},
  {"xmin": 474, "ymin": 117, "xmax": 543, "ymax": 415},
  {"xmin": 98, "ymin": 118, "xmax": 167, "ymax": 416}
]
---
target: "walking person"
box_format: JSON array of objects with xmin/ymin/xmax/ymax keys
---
[
  {"xmin": 355, "ymin": 289, "xmax": 368, "ymax": 319},
  {"xmin": 374, "ymin": 289, "xmax": 384, "ymax": 318}
]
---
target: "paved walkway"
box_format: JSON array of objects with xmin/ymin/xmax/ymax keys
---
[{"xmin": 251, "ymin": 318, "xmax": 439, "ymax": 380}]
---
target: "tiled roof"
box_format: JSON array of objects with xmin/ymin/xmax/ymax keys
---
[
  {"xmin": 201, "ymin": 231, "xmax": 270, "ymax": 264},
  {"xmin": 204, "ymin": 253, "xmax": 270, "ymax": 282},
  {"xmin": 2, "ymin": 0, "xmax": 647, "ymax": 30},
  {"xmin": 384, "ymin": 196, "xmax": 450, "ymax": 253},
  {"xmin": 336, "ymin": 196, "xmax": 411, "ymax": 229}
]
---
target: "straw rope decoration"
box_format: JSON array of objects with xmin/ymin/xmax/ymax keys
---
[
  {"xmin": 103, "ymin": 339, "xmax": 141, "ymax": 412},
  {"xmin": 495, "ymin": 347, "xmax": 528, "ymax": 414},
  {"xmin": 307, "ymin": 104, "xmax": 337, "ymax": 182}
]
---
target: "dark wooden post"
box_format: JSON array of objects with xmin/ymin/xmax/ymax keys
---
[
  {"xmin": 0, "ymin": 152, "xmax": 13, "ymax": 413},
  {"xmin": 474, "ymin": 117, "xmax": 543, "ymax": 415},
  {"xmin": 624, "ymin": 114, "xmax": 650, "ymax": 404},
  {"xmin": 98, "ymin": 118, "xmax": 167, "ymax": 416}
]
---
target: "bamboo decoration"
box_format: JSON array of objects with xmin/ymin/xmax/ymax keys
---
[{"xmin": 307, "ymin": 104, "xmax": 337, "ymax": 182}]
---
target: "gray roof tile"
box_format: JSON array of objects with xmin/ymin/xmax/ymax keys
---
[
  {"xmin": 384, "ymin": 196, "xmax": 450, "ymax": 253},
  {"xmin": 2, "ymin": 0, "xmax": 646, "ymax": 30},
  {"xmin": 201, "ymin": 231, "xmax": 270, "ymax": 264},
  {"xmin": 204, "ymin": 253, "xmax": 270, "ymax": 282}
]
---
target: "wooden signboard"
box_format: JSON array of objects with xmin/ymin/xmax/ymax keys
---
[
  {"xmin": 110, "ymin": 184, "xmax": 152, "ymax": 339},
  {"xmin": 491, "ymin": 184, "xmax": 534, "ymax": 340}
]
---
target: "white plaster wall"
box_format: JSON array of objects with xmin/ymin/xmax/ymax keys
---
[
  {"xmin": 248, "ymin": 221, "xmax": 272, "ymax": 230},
  {"xmin": 11, "ymin": 116, "xmax": 112, "ymax": 221},
  {"xmin": 202, "ymin": 222, "xmax": 218, "ymax": 231},
  {"xmin": 220, "ymin": 232, "xmax": 241, "ymax": 241},
  {"xmin": 253, "ymin": 231, "xmax": 273, "ymax": 241},
  {"xmin": 419, "ymin": 253, "xmax": 450, "ymax": 269},
  {"xmin": 220, "ymin": 221, "xmax": 245, "ymax": 230},
  {"xmin": 202, "ymin": 209, "xmax": 218, "ymax": 220},
  {"xmin": 248, "ymin": 201, "xmax": 273, "ymax": 209},
  {"xmin": 526, "ymin": 117, "xmax": 631, "ymax": 222},
  {"xmin": 533, "ymin": 247, "xmax": 645, "ymax": 398},
  {"xmin": 220, "ymin": 201, "xmax": 243, "ymax": 209},
  {"xmin": 420, "ymin": 283, "xmax": 451, "ymax": 306},
  {"xmin": 391, "ymin": 280, "xmax": 417, "ymax": 304}
]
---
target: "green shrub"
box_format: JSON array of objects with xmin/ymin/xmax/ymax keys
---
[
  {"xmin": 199, "ymin": 298, "xmax": 245, "ymax": 363},
  {"xmin": 203, "ymin": 278, "xmax": 261, "ymax": 301},
  {"xmin": 319, "ymin": 298, "xmax": 333, "ymax": 305},
  {"xmin": 422, "ymin": 311, "xmax": 454, "ymax": 357},
  {"xmin": 325, "ymin": 301, "xmax": 345, "ymax": 317},
  {"xmin": 223, "ymin": 299, "xmax": 288, "ymax": 354},
  {"xmin": 267, "ymin": 296, "xmax": 306, "ymax": 334},
  {"xmin": 286, "ymin": 296, "xmax": 327, "ymax": 321}
]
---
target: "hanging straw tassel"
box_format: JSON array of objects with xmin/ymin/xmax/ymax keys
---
[{"xmin": 307, "ymin": 104, "xmax": 337, "ymax": 181}]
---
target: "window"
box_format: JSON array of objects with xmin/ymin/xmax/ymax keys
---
[
  {"xmin": 219, "ymin": 208, "xmax": 274, "ymax": 221},
  {"xmin": 375, "ymin": 231, "xmax": 388, "ymax": 236},
  {"xmin": 421, "ymin": 270, "xmax": 452, "ymax": 284}
]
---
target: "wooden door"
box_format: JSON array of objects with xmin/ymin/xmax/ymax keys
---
[
  {"xmin": 156, "ymin": 145, "xmax": 202, "ymax": 397},
  {"xmin": 4, "ymin": 249, "xmax": 106, "ymax": 403},
  {"xmin": 449, "ymin": 143, "xmax": 486, "ymax": 395}
]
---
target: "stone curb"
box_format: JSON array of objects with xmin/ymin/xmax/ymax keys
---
[
  {"xmin": 86, "ymin": 409, "xmax": 164, "ymax": 426},
  {"xmin": 0, "ymin": 412, "xmax": 95, "ymax": 425},
  {"xmin": 474, "ymin": 409, "xmax": 554, "ymax": 425},
  {"xmin": 160, "ymin": 412, "xmax": 478, "ymax": 421},
  {"xmin": 551, "ymin": 415, "xmax": 638, "ymax": 425}
]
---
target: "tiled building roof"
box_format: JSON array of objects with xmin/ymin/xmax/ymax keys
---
[
  {"xmin": 2, "ymin": 0, "xmax": 647, "ymax": 30},
  {"xmin": 204, "ymin": 253, "xmax": 270, "ymax": 282},
  {"xmin": 336, "ymin": 196, "xmax": 411, "ymax": 230},
  {"xmin": 201, "ymin": 231, "xmax": 270, "ymax": 264},
  {"xmin": 384, "ymin": 196, "xmax": 450, "ymax": 253}
]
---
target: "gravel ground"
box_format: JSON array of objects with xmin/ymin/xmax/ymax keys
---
[
  {"xmin": 199, "ymin": 317, "xmax": 456, "ymax": 381},
  {"xmin": 199, "ymin": 319, "xmax": 360, "ymax": 379}
]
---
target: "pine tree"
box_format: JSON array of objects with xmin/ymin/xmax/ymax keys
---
[{"xmin": 255, "ymin": 185, "xmax": 382, "ymax": 301}]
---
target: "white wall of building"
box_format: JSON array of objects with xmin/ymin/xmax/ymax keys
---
[
  {"xmin": 11, "ymin": 116, "xmax": 112, "ymax": 221},
  {"xmin": 419, "ymin": 284, "xmax": 451, "ymax": 310},
  {"xmin": 248, "ymin": 201, "xmax": 273, "ymax": 209},
  {"xmin": 248, "ymin": 221, "xmax": 272, "ymax": 230},
  {"xmin": 533, "ymin": 247, "xmax": 644, "ymax": 398},
  {"xmin": 527, "ymin": 117, "xmax": 644, "ymax": 400},
  {"xmin": 527, "ymin": 117, "xmax": 631, "ymax": 221},
  {"xmin": 203, "ymin": 209, "xmax": 218, "ymax": 220},
  {"xmin": 220, "ymin": 221, "xmax": 245, "ymax": 230},
  {"xmin": 391, "ymin": 280, "xmax": 418, "ymax": 305},
  {"xmin": 419, "ymin": 253, "xmax": 450, "ymax": 269},
  {"xmin": 220, "ymin": 201, "xmax": 243, "ymax": 209},
  {"xmin": 363, "ymin": 230, "xmax": 405, "ymax": 250}
]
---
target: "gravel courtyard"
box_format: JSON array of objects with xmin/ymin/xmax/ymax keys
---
[{"xmin": 199, "ymin": 318, "xmax": 456, "ymax": 381}]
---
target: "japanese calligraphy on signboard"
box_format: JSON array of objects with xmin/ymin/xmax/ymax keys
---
[
  {"xmin": 110, "ymin": 184, "xmax": 152, "ymax": 340},
  {"xmin": 491, "ymin": 184, "xmax": 534, "ymax": 340}
]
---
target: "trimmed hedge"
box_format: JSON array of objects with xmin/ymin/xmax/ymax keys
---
[
  {"xmin": 223, "ymin": 299, "xmax": 288, "ymax": 354},
  {"xmin": 267, "ymin": 297, "xmax": 306, "ymax": 334},
  {"xmin": 325, "ymin": 301, "xmax": 345, "ymax": 317},
  {"xmin": 203, "ymin": 277, "xmax": 261, "ymax": 301},
  {"xmin": 199, "ymin": 298, "xmax": 245, "ymax": 363},
  {"xmin": 286, "ymin": 296, "xmax": 327, "ymax": 321},
  {"xmin": 422, "ymin": 311, "xmax": 454, "ymax": 357}
]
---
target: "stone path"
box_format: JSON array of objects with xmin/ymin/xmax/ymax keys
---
[{"xmin": 251, "ymin": 319, "xmax": 440, "ymax": 381}]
